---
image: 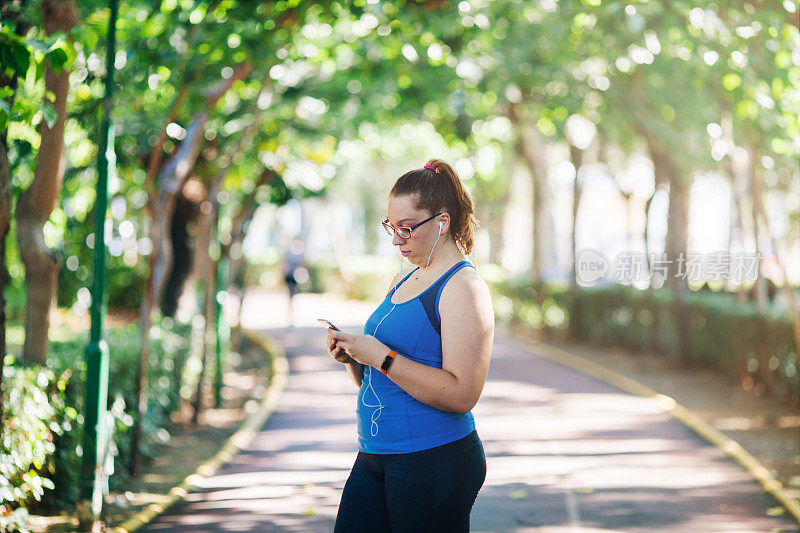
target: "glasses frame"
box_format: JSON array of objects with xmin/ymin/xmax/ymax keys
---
[{"xmin": 382, "ymin": 212, "xmax": 443, "ymax": 239}]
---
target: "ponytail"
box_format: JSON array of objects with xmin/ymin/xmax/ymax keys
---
[{"xmin": 390, "ymin": 158, "xmax": 479, "ymax": 255}]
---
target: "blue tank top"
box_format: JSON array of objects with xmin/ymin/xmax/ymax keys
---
[{"xmin": 358, "ymin": 260, "xmax": 476, "ymax": 454}]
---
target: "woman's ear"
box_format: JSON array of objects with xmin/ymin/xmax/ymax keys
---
[{"xmin": 438, "ymin": 213, "xmax": 450, "ymax": 235}]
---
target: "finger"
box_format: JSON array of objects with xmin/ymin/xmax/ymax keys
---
[
  {"xmin": 334, "ymin": 338, "xmax": 351, "ymax": 351},
  {"xmin": 327, "ymin": 328, "xmax": 352, "ymax": 341}
]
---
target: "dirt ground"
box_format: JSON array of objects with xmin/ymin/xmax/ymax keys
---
[{"xmin": 506, "ymin": 324, "xmax": 800, "ymax": 503}]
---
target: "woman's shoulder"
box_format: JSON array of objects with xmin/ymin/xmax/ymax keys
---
[{"xmin": 441, "ymin": 263, "xmax": 492, "ymax": 307}]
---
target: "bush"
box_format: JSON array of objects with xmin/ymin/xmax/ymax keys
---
[
  {"xmin": 0, "ymin": 507, "xmax": 29, "ymax": 533},
  {"xmin": 0, "ymin": 363, "xmax": 62, "ymax": 508},
  {"xmin": 495, "ymin": 280, "xmax": 799, "ymax": 403},
  {"xmin": 489, "ymin": 276, "xmax": 571, "ymax": 332},
  {"xmin": 0, "ymin": 315, "xmax": 195, "ymax": 522}
]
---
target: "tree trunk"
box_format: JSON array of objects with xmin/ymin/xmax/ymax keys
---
[
  {"xmin": 134, "ymin": 111, "xmax": 207, "ymax": 474},
  {"xmin": 144, "ymin": 86, "xmax": 189, "ymax": 206},
  {"xmin": 747, "ymin": 152, "xmax": 769, "ymax": 309},
  {"xmin": 15, "ymin": 0, "xmax": 77, "ymax": 364},
  {"xmin": 629, "ymin": 68, "xmax": 692, "ymax": 360},
  {"xmin": 725, "ymin": 166, "xmax": 752, "ymax": 386},
  {"xmin": 226, "ymin": 171, "xmax": 275, "ymax": 282},
  {"xmin": 646, "ymin": 138, "xmax": 690, "ymax": 362},
  {"xmin": 191, "ymin": 180, "xmax": 218, "ymax": 424},
  {"xmin": 665, "ymin": 175, "xmax": 691, "ymax": 364},
  {"xmin": 224, "ymin": 169, "xmax": 278, "ymax": 340},
  {"xmin": 642, "ymin": 189, "xmax": 661, "ymax": 287},
  {"xmin": 567, "ymin": 144, "xmax": 584, "ymax": 340},
  {"xmin": 508, "ymin": 105, "xmax": 547, "ymax": 282},
  {"xmin": 721, "ymin": 111, "xmax": 766, "ymax": 387},
  {"xmin": 160, "ymin": 190, "xmax": 201, "ymax": 317},
  {"xmin": 745, "ymin": 139, "xmax": 799, "ymax": 394},
  {"xmin": 484, "ymin": 195, "xmax": 508, "ymax": 265},
  {"xmin": 133, "ymin": 60, "xmax": 251, "ymax": 474},
  {"xmin": 568, "ymin": 145, "xmax": 583, "ymax": 286}
]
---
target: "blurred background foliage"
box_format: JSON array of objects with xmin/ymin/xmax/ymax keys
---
[{"xmin": 0, "ymin": 0, "xmax": 798, "ymax": 528}]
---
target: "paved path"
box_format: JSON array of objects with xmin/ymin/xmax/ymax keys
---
[{"xmin": 142, "ymin": 290, "xmax": 799, "ymax": 532}]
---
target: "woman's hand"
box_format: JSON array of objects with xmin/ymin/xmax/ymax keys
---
[
  {"xmin": 327, "ymin": 328, "xmax": 388, "ymax": 368},
  {"xmin": 326, "ymin": 333, "xmax": 357, "ymax": 364}
]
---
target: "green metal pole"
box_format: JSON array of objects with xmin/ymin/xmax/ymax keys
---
[
  {"xmin": 81, "ymin": 0, "xmax": 118, "ymax": 515},
  {"xmin": 214, "ymin": 250, "xmax": 229, "ymax": 407}
]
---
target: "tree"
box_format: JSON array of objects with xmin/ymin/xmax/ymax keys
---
[
  {"xmin": 0, "ymin": 0, "xmax": 34, "ymax": 411},
  {"xmin": 14, "ymin": 0, "xmax": 77, "ymax": 364}
]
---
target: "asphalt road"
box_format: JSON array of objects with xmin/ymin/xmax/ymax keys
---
[{"xmin": 141, "ymin": 290, "xmax": 799, "ymax": 532}]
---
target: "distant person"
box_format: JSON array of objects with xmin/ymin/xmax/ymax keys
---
[
  {"xmin": 325, "ymin": 159, "xmax": 495, "ymax": 532},
  {"xmin": 282, "ymin": 238, "xmax": 305, "ymax": 326}
]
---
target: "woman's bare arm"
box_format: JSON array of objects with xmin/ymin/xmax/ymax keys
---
[
  {"xmin": 378, "ymin": 269, "xmax": 494, "ymax": 412},
  {"xmin": 328, "ymin": 268, "xmax": 494, "ymax": 413}
]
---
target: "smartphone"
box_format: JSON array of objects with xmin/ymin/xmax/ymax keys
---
[{"xmin": 317, "ymin": 318, "xmax": 341, "ymax": 331}]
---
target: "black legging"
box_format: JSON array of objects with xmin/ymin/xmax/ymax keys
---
[{"xmin": 334, "ymin": 430, "xmax": 486, "ymax": 532}]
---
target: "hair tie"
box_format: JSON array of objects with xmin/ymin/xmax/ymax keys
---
[{"xmin": 424, "ymin": 164, "xmax": 438, "ymax": 173}]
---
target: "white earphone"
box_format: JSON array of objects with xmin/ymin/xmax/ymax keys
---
[{"xmin": 438, "ymin": 220, "xmax": 444, "ymax": 235}]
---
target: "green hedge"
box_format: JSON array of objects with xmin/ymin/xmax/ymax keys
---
[
  {"xmin": 491, "ymin": 280, "xmax": 799, "ymax": 402},
  {"xmin": 0, "ymin": 316, "xmax": 193, "ymax": 529},
  {"xmin": 490, "ymin": 277, "xmax": 571, "ymax": 332}
]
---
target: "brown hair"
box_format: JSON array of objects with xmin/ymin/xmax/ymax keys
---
[{"xmin": 390, "ymin": 158, "xmax": 479, "ymax": 255}]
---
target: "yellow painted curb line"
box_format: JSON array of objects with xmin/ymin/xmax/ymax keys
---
[
  {"xmin": 517, "ymin": 337, "xmax": 800, "ymax": 526},
  {"xmin": 111, "ymin": 330, "xmax": 289, "ymax": 533}
]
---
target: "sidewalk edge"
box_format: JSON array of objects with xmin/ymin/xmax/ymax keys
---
[
  {"xmin": 111, "ymin": 329, "xmax": 289, "ymax": 533},
  {"xmin": 525, "ymin": 338, "xmax": 800, "ymax": 525}
]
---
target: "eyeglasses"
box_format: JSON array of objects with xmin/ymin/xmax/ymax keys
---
[{"xmin": 382, "ymin": 212, "xmax": 442, "ymax": 239}]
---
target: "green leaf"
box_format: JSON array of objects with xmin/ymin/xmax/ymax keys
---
[
  {"xmin": 775, "ymin": 51, "xmax": 791, "ymax": 69},
  {"xmin": 35, "ymin": 54, "xmax": 45, "ymax": 79},
  {"xmin": 722, "ymin": 73, "xmax": 741, "ymax": 91},
  {"xmin": 71, "ymin": 23, "xmax": 99, "ymax": 50},
  {"xmin": 46, "ymin": 47, "xmax": 69, "ymax": 73},
  {"xmin": 771, "ymin": 78, "xmax": 784, "ymax": 98},
  {"xmin": 40, "ymin": 102, "xmax": 57, "ymax": 129},
  {"xmin": 10, "ymin": 41, "xmax": 31, "ymax": 74},
  {"xmin": 27, "ymin": 38, "xmax": 51, "ymax": 55}
]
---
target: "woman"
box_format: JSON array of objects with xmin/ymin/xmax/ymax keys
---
[{"xmin": 325, "ymin": 159, "xmax": 495, "ymax": 532}]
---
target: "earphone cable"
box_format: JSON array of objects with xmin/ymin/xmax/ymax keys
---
[{"xmin": 363, "ymin": 226, "xmax": 442, "ymax": 437}]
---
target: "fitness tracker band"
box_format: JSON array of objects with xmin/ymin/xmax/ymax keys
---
[{"xmin": 380, "ymin": 351, "xmax": 397, "ymax": 375}]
